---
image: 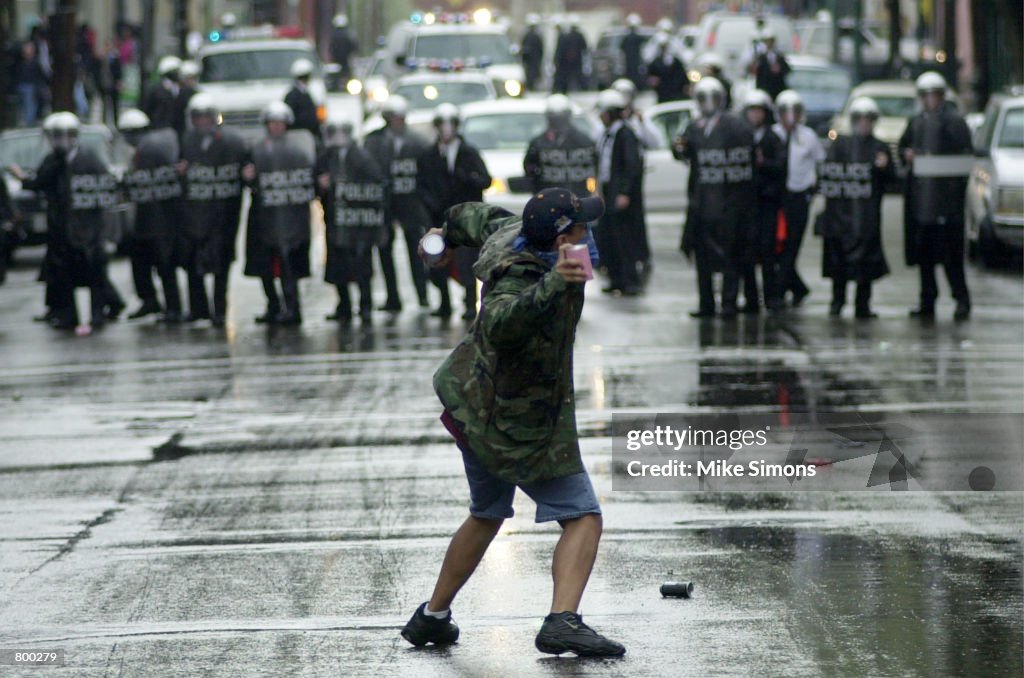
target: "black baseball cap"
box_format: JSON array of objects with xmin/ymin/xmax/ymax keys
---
[{"xmin": 521, "ymin": 188, "xmax": 604, "ymax": 245}]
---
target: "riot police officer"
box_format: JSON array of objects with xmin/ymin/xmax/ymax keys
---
[
  {"xmin": 674, "ymin": 77, "xmax": 755, "ymax": 318},
  {"xmin": 899, "ymin": 71, "xmax": 973, "ymax": 321},
  {"xmin": 319, "ymin": 118, "xmax": 387, "ymax": 324},
  {"xmin": 742, "ymin": 88, "xmax": 786, "ymax": 313},
  {"xmin": 178, "ymin": 93, "xmax": 247, "ymax": 327},
  {"xmin": 10, "ymin": 112, "xmax": 120, "ymax": 331},
  {"xmin": 364, "ymin": 95, "xmax": 431, "ymax": 311},
  {"xmin": 524, "ymin": 94, "xmax": 596, "ymax": 196},
  {"xmin": 819, "ymin": 96, "xmax": 894, "ymax": 319},
  {"xmin": 243, "ymin": 101, "xmax": 317, "ymax": 325},
  {"xmin": 119, "ymin": 108, "xmax": 184, "ymax": 322}
]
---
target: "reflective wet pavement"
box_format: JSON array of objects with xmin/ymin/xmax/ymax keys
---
[{"xmin": 0, "ymin": 197, "xmax": 1021, "ymax": 676}]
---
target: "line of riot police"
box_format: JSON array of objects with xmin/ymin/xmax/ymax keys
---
[{"xmin": 671, "ymin": 70, "xmax": 972, "ymax": 321}]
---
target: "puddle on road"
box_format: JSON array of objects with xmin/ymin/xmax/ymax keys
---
[{"xmin": 698, "ymin": 524, "xmax": 1023, "ymax": 677}]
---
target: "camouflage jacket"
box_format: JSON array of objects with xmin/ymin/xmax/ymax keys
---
[{"xmin": 433, "ymin": 202, "xmax": 585, "ymax": 484}]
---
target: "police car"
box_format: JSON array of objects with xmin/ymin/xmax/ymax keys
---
[
  {"xmin": 377, "ymin": 10, "xmax": 526, "ymax": 99},
  {"xmin": 195, "ymin": 31, "xmax": 328, "ymax": 140}
]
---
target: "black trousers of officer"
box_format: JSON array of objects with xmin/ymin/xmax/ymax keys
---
[
  {"xmin": 779, "ymin": 189, "xmax": 813, "ymax": 302},
  {"xmin": 916, "ymin": 232, "xmax": 970, "ymax": 309},
  {"xmin": 694, "ymin": 235, "xmax": 741, "ymax": 314},
  {"xmin": 377, "ymin": 218, "xmax": 429, "ymax": 308},
  {"xmin": 333, "ymin": 244, "xmax": 374, "ymax": 318},
  {"xmin": 831, "ymin": 277, "xmax": 873, "ymax": 311},
  {"xmin": 187, "ymin": 267, "xmax": 230, "ymax": 320},
  {"xmin": 52, "ymin": 250, "xmax": 108, "ymax": 324},
  {"xmin": 260, "ymin": 252, "xmax": 300, "ymax": 319},
  {"xmin": 130, "ymin": 237, "xmax": 181, "ymax": 314}
]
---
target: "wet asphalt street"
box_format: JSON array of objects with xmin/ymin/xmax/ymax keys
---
[{"xmin": 0, "ymin": 196, "xmax": 1022, "ymax": 677}]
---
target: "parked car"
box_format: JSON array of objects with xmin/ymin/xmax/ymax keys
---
[
  {"xmin": 0, "ymin": 124, "xmax": 130, "ymax": 263},
  {"xmin": 591, "ymin": 26, "xmax": 656, "ymax": 90},
  {"xmin": 638, "ymin": 99, "xmax": 696, "ymax": 211},
  {"xmin": 828, "ymin": 79, "xmax": 960, "ymax": 189},
  {"xmin": 966, "ymin": 91, "xmax": 1024, "ymax": 266}
]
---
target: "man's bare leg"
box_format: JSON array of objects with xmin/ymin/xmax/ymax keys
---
[
  {"xmin": 428, "ymin": 515, "xmax": 503, "ymax": 611},
  {"xmin": 550, "ymin": 513, "xmax": 602, "ymax": 613}
]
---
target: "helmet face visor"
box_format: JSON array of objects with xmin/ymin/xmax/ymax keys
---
[
  {"xmin": 696, "ymin": 90, "xmax": 721, "ymax": 116},
  {"xmin": 48, "ymin": 129, "xmax": 78, "ymax": 151}
]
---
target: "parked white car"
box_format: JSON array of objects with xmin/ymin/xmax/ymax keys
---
[
  {"xmin": 966, "ymin": 91, "xmax": 1024, "ymax": 266},
  {"xmin": 455, "ymin": 98, "xmax": 690, "ymax": 214},
  {"xmin": 642, "ymin": 99, "xmax": 697, "ymax": 211}
]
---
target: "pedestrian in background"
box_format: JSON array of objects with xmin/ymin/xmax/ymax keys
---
[
  {"xmin": 329, "ymin": 14, "xmax": 358, "ymax": 81},
  {"xmin": 417, "ymin": 104, "xmax": 492, "ymax": 320},
  {"xmin": 98, "ymin": 40, "xmax": 123, "ymax": 126},
  {"xmin": 520, "ymin": 14, "xmax": 544, "ymax": 92},
  {"xmin": 14, "ymin": 41, "xmax": 47, "ymax": 126},
  {"xmin": 620, "ymin": 14, "xmax": 646, "ymax": 91},
  {"xmin": 819, "ymin": 97, "xmax": 894, "ymax": 319},
  {"xmin": 553, "ymin": 15, "xmax": 588, "ymax": 94},
  {"xmin": 284, "ymin": 59, "xmax": 320, "ymax": 140},
  {"xmin": 899, "ymin": 71, "xmax": 973, "ymax": 321},
  {"xmin": 646, "ymin": 32, "xmax": 688, "ymax": 104},
  {"xmin": 143, "ymin": 56, "xmax": 182, "ymax": 132},
  {"xmin": 402, "ymin": 190, "xmax": 625, "ymax": 659},
  {"xmin": 773, "ymin": 89, "xmax": 825, "ymax": 308},
  {"xmin": 751, "ymin": 28, "xmax": 790, "ymax": 101},
  {"xmin": 595, "ymin": 88, "xmax": 644, "ymax": 296}
]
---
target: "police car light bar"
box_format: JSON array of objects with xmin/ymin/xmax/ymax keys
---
[
  {"xmin": 208, "ymin": 24, "xmax": 303, "ymax": 43},
  {"xmin": 410, "ymin": 10, "xmax": 492, "ymax": 26}
]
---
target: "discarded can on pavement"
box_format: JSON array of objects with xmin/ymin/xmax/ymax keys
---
[
  {"xmin": 422, "ymin": 233, "xmax": 446, "ymax": 266},
  {"xmin": 660, "ymin": 581, "xmax": 694, "ymax": 598}
]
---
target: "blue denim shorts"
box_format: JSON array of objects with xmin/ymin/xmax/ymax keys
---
[{"xmin": 457, "ymin": 442, "xmax": 602, "ymax": 523}]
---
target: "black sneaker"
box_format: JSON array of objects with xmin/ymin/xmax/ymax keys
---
[
  {"xmin": 535, "ymin": 611, "xmax": 625, "ymax": 657},
  {"xmin": 400, "ymin": 602, "xmax": 459, "ymax": 647}
]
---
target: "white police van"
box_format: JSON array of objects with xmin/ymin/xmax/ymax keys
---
[
  {"xmin": 195, "ymin": 27, "xmax": 328, "ymax": 140},
  {"xmin": 372, "ymin": 10, "xmax": 525, "ymax": 99}
]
